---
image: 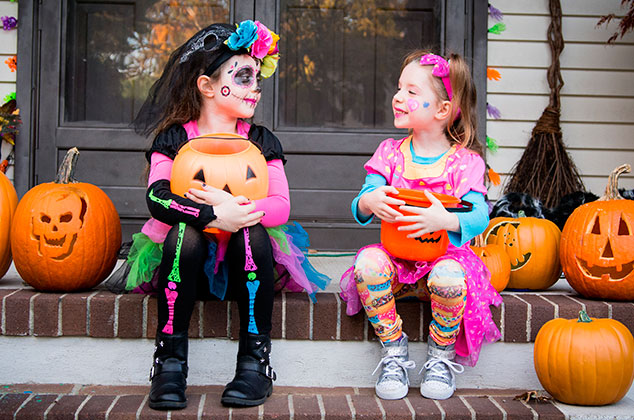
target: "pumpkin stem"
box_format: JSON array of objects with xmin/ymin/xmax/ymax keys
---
[
  {"xmin": 599, "ymin": 164, "xmax": 631, "ymax": 201},
  {"xmin": 473, "ymin": 234, "xmax": 484, "ymax": 247},
  {"xmin": 518, "ymin": 210, "xmax": 526, "ymax": 218},
  {"xmin": 577, "ymin": 310, "xmax": 592, "ymax": 323},
  {"xmin": 55, "ymin": 147, "xmax": 80, "ymax": 184}
]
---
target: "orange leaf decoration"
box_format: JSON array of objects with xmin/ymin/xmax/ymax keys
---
[
  {"xmin": 5, "ymin": 56, "xmax": 16, "ymax": 72},
  {"xmin": 487, "ymin": 67, "xmax": 501, "ymax": 81},
  {"xmin": 488, "ymin": 167, "xmax": 501, "ymax": 186}
]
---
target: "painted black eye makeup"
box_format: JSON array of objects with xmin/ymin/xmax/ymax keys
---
[{"xmin": 232, "ymin": 65, "xmax": 256, "ymax": 88}]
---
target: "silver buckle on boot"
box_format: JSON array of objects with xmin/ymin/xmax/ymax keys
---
[{"xmin": 265, "ymin": 365, "xmax": 277, "ymax": 381}]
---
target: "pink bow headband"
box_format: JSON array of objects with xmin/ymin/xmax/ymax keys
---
[{"xmin": 419, "ymin": 54, "xmax": 453, "ymax": 100}]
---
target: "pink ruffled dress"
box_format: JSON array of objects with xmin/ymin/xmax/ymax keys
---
[{"xmin": 340, "ymin": 136, "xmax": 502, "ymax": 366}]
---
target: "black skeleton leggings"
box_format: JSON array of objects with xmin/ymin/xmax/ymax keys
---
[{"xmin": 156, "ymin": 223, "xmax": 275, "ymax": 336}]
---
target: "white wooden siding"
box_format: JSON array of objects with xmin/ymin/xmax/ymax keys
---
[
  {"xmin": 486, "ymin": 0, "xmax": 634, "ymax": 201},
  {"xmin": 0, "ymin": 0, "xmax": 17, "ymax": 182}
]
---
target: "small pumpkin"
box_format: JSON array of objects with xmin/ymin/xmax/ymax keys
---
[
  {"xmin": 170, "ymin": 133, "xmax": 269, "ymax": 201},
  {"xmin": 0, "ymin": 171, "xmax": 18, "ymax": 279},
  {"xmin": 534, "ymin": 310, "xmax": 634, "ymax": 406},
  {"xmin": 10, "ymin": 148, "xmax": 121, "ymax": 292},
  {"xmin": 560, "ymin": 164, "xmax": 634, "ymax": 300},
  {"xmin": 483, "ymin": 213, "xmax": 561, "ymax": 290},
  {"xmin": 471, "ymin": 235, "xmax": 510, "ymax": 292}
]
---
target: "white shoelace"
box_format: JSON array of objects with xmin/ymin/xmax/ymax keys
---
[
  {"xmin": 373, "ymin": 355, "xmax": 416, "ymax": 384},
  {"xmin": 419, "ymin": 357, "xmax": 464, "ymax": 385}
]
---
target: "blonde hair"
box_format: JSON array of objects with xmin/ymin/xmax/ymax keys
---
[{"xmin": 400, "ymin": 49, "xmax": 483, "ymax": 156}]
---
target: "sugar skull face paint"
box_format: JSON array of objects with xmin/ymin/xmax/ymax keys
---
[
  {"xmin": 232, "ymin": 65, "xmax": 258, "ymax": 89},
  {"xmin": 407, "ymin": 99, "xmax": 419, "ymax": 112},
  {"xmin": 423, "ymin": 101, "xmax": 430, "ymax": 108},
  {"xmin": 221, "ymin": 86, "xmax": 231, "ymax": 97}
]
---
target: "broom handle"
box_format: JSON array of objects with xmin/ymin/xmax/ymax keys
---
[{"xmin": 547, "ymin": 0, "xmax": 564, "ymax": 110}]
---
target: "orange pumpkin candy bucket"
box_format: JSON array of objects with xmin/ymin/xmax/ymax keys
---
[
  {"xmin": 380, "ymin": 188, "xmax": 472, "ymax": 261},
  {"xmin": 170, "ymin": 133, "xmax": 269, "ymax": 239}
]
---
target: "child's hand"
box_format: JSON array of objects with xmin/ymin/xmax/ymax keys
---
[
  {"xmin": 395, "ymin": 190, "xmax": 459, "ymax": 238},
  {"xmin": 185, "ymin": 184, "xmax": 233, "ymax": 206},
  {"xmin": 206, "ymin": 196, "xmax": 264, "ymax": 232},
  {"xmin": 359, "ymin": 186, "xmax": 406, "ymax": 223}
]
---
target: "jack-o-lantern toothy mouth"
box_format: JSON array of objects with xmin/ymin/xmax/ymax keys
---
[
  {"xmin": 575, "ymin": 257, "xmax": 634, "ymax": 281},
  {"xmin": 510, "ymin": 252, "xmax": 532, "ymax": 271},
  {"xmin": 43, "ymin": 236, "xmax": 66, "ymax": 247},
  {"xmin": 415, "ymin": 235, "xmax": 441, "ymax": 244}
]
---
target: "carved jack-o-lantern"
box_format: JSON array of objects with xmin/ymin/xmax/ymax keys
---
[
  {"xmin": 0, "ymin": 171, "xmax": 18, "ymax": 279},
  {"xmin": 11, "ymin": 148, "xmax": 121, "ymax": 292},
  {"xmin": 484, "ymin": 215, "xmax": 561, "ymax": 290},
  {"xmin": 171, "ymin": 133, "xmax": 269, "ymax": 201},
  {"xmin": 561, "ymin": 164, "xmax": 634, "ymax": 300},
  {"xmin": 32, "ymin": 190, "xmax": 85, "ymax": 260}
]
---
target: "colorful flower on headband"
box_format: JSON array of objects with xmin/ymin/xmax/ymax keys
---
[
  {"xmin": 226, "ymin": 20, "xmax": 258, "ymax": 51},
  {"xmin": 260, "ymin": 53, "xmax": 280, "ymax": 79},
  {"xmin": 251, "ymin": 21, "xmax": 274, "ymax": 59},
  {"xmin": 419, "ymin": 54, "xmax": 449, "ymax": 77},
  {"xmin": 225, "ymin": 20, "xmax": 280, "ymax": 79}
]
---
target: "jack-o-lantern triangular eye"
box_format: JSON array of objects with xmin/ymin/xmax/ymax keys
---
[
  {"xmin": 194, "ymin": 169, "xmax": 205, "ymax": 183},
  {"xmin": 619, "ymin": 217, "xmax": 630, "ymax": 235},
  {"xmin": 591, "ymin": 216, "xmax": 601, "ymax": 234},
  {"xmin": 246, "ymin": 166, "xmax": 256, "ymax": 180}
]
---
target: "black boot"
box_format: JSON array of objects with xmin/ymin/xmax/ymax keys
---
[
  {"xmin": 148, "ymin": 331, "xmax": 188, "ymax": 410},
  {"xmin": 221, "ymin": 333, "xmax": 276, "ymax": 407}
]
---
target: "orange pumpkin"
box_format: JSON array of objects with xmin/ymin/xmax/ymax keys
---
[
  {"xmin": 10, "ymin": 148, "xmax": 121, "ymax": 292},
  {"xmin": 0, "ymin": 171, "xmax": 18, "ymax": 279},
  {"xmin": 560, "ymin": 164, "xmax": 634, "ymax": 300},
  {"xmin": 534, "ymin": 310, "xmax": 634, "ymax": 406},
  {"xmin": 484, "ymin": 214, "xmax": 561, "ymax": 290},
  {"xmin": 170, "ymin": 133, "xmax": 269, "ymax": 201},
  {"xmin": 471, "ymin": 235, "xmax": 510, "ymax": 292}
]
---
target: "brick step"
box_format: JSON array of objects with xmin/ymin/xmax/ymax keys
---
[
  {"xmin": 0, "ymin": 384, "xmax": 569, "ymax": 419},
  {"xmin": 1, "ymin": 286, "xmax": 633, "ymax": 343}
]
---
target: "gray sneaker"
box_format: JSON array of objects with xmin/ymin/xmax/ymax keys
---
[
  {"xmin": 373, "ymin": 334, "xmax": 415, "ymax": 400},
  {"xmin": 419, "ymin": 337, "xmax": 464, "ymax": 400}
]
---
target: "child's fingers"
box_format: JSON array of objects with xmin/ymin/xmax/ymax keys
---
[
  {"xmin": 385, "ymin": 196, "xmax": 406, "ymax": 206},
  {"xmin": 244, "ymin": 211, "xmax": 265, "ymax": 226},
  {"xmin": 406, "ymin": 228, "xmax": 431, "ymax": 238}
]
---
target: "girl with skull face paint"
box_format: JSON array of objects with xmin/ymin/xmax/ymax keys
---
[
  {"xmin": 122, "ymin": 21, "xmax": 330, "ymax": 410},
  {"xmin": 339, "ymin": 50, "xmax": 502, "ymax": 401}
]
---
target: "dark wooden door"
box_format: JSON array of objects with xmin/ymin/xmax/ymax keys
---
[
  {"xmin": 16, "ymin": 0, "xmax": 487, "ymax": 250},
  {"xmin": 254, "ymin": 0, "xmax": 488, "ymax": 250}
]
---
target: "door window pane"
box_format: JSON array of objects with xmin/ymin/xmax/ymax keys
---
[
  {"xmin": 64, "ymin": 0, "xmax": 230, "ymax": 125},
  {"xmin": 278, "ymin": 0, "xmax": 437, "ymax": 130}
]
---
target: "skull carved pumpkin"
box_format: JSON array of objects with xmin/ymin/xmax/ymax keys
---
[
  {"xmin": 484, "ymin": 214, "xmax": 561, "ymax": 290},
  {"xmin": 32, "ymin": 190, "xmax": 85, "ymax": 260},
  {"xmin": 11, "ymin": 148, "xmax": 121, "ymax": 292},
  {"xmin": 561, "ymin": 164, "xmax": 634, "ymax": 300},
  {"xmin": 170, "ymin": 133, "xmax": 269, "ymax": 201}
]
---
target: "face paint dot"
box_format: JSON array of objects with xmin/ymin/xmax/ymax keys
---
[
  {"xmin": 423, "ymin": 101, "xmax": 430, "ymax": 108},
  {"xmin": 407, "ymin": 99, "xmax": 419, "ymax": 112},
  {"xmin": 221, "ymin": 86, "xmax": 231, "ymax": 97}
]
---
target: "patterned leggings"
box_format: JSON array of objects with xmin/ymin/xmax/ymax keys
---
[{"xmin": 354, "ymin": 247, "xmax": 467, "ymax": 345}]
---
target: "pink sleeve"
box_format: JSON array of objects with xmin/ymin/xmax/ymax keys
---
[
  {"xmin": 148, "ymin": 152, "xmax": 174, "ymax": 186},
  {"xmin": 363, "ymin": 138, "xmax": 399, "ymax": 182},
  {"xmin": 254, "ymin": 159, "xmax": 290, "ymax": 227},
  {"xmin": 450, "ymin": 151, "xmax": 488, "ymax": 198}
]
